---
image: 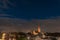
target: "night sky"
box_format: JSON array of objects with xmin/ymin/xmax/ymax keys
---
[
  {"xmin": 0, "ymin": 0, "xmax": 60, "ymax": 19},
  {"xmin": 0, "ymin": 0, "xmax": 60, "ymax": 32},
  {"xmin": 16, "ymin": 0, "xmax": 60, "ymax": 19}
]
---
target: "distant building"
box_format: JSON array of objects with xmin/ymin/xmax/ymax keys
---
[
  {"xmin": 31, "ymin": 24, "xmax": 41, "ymax": 35},
  {"xmin": 34, "ymin": 36, "xmax": 42, "ymax": 40},
  {"xmin": 31, "ymin": 24, "xmax": 46, "ymax": 38},
  {"xmin": 57, "ymin": 37, "xmax": 60, "ymax": 40},
  {"xmin": 9, "ymin": 32, "xmax": 17, "ymax": 40},
  {"xmin": 2, "ymin": 32, "xmax": 9, "ymax": 40}
]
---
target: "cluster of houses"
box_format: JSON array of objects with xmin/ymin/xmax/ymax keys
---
[{"xmin": 0, "ymin": 25, "xmax": 59, "ymax": 40}]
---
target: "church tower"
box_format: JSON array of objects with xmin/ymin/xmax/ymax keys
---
[
  {"xmin": 32, "ymin": 24, "xmax": 41, "ymax": 35},
  {"xmin": 37, "ymin": 24, "xmax": 41, "ymax": 33}
]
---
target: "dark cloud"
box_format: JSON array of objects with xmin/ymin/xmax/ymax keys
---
[{"xmin": 0, "ymin": 13, "xmax": 11, "ymax": 16}]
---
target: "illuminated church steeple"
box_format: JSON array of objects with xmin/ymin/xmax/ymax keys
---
[
  {"xmin": 37, "ymin": 24, "xmax": 41, "ymax": 33},
  {"xmin": 32, "ymin": 24, "xmax": 41, "ymax": 35}
]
